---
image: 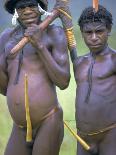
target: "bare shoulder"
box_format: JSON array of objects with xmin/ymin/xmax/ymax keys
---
[
  {"xmin": 109, "ymin": 47, "xmax": 116, "ymax": 58},
  {"xmin": 46, "ymin": 25, "xmax": 69, "ymax": 65},
  {"xmin": 0, "ymin": 28, "xmax": 14, "ymax": 40},
  {"xmin": 47, "ymin": 24, "xmax": 67, "ymax": 43},
  {"xmin": 73, "ymin": 53, "xmax": 89, "ymax": 67},
  {"xmin": 47, "ymin": 24, "xmax": 65, "ymax": 35},
  {"xmin": 0, "ymin": 27, "xmax": 14, "ymax": 55},
  {"xmin": 109, "ymin": 47, "xmax": 116, "ymax": 65},
  {"xmin": 110, "ymin": 47, "xmax": 116, "ymax": 54}
]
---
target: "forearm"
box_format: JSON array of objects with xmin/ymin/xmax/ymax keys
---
[
  {"xmin": 0, "ymin": 53, "xmax": 8, "ymax": 95},
  {"xmin": 37, "ymin": 45, "xmax": 70, "ymax": 89},
  {"xmin": 0, "ymin": 28, "xmax": 13, "ymax": 95},
  {"xmin": 0, "ymin": 68, "xmax": 8, "ymax": 95}
]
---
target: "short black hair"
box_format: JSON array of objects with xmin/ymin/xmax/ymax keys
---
[{"xmin": 78, "ymin": 5, "xmax": 113, "ymax": 30}]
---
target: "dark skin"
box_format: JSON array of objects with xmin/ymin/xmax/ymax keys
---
[
  {"xmin": 0, "ymin": 3, "xmax": 70, "ymax": 155},
  {"xmin": 74, "ymin": 22, "xmax": 116, "ymax": 155}
]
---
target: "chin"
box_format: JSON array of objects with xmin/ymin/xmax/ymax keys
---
[
  {"xmin": 89, "ymin": 46, "xmax": 103, "ymax": 53},
  {"xmin": 24, "ymin": 23, "xmax": 32, "ymax": 27},
  {"xmin": 23, "ymin": 20, "xmax": 38, "ymax": 27},
  {"xmin": 91, "ymin": 49, "xmax": 104, "ymax": 55}
]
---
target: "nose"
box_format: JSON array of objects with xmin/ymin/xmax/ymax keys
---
[
  {"xmin": 91, "ymin": 33, "xmax": 98, "ymax": 41},
  {"xmin": 23, "ymin": 7, "xmax": 33, "ymax": 15}
]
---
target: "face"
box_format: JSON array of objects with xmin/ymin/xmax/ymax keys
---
[
  {"xmin": 16, "ymin": 2, "xmax": 41, "ymax": 27},
  {"xmin": 81, "ymin": 22, "xmax": 111, "ymax": 53}
]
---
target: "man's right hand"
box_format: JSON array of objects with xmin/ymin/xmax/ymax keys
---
[{"xmin": 24, "ymin": 24, "xmax": 45, "ymax": 50}]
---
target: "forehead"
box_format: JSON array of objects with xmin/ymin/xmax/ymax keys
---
[
  {"xmin": 82, "ymin": 22, "xmax": 107, "ymax": 31},
  {"xmin": 16, "ymin": 0, "xmax": 38, "ymax": 8}
]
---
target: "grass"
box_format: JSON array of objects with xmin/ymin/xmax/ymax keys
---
[
  {"xmin": 0, "ymin": 95, "xmax": 12, "ymax": 155},
  {"xmin": 0, "ymin": 27, "xmax": 116, "ymax": 155}
]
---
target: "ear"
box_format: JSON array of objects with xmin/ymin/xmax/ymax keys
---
[
  {"xmin": 107, "ymin": 30, "xmax": 111, "ymax": 36},
  {"xmin": 107, "ymin": 25, "xmax": 112, "ymax": 36}
]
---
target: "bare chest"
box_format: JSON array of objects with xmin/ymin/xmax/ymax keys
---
[{"xmin": 75, "ymin": 55, "xmax": 115, "ymax": 82}]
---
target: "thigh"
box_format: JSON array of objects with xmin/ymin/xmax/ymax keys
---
[
  {"xmin": 32, "ymin": 107, "xmax": 64, "ymax": 155},
  {"xmin": 99, "ymin": 128, "xmax": 116, "ymax": 155},
  {"xmin": 4, "ymin": 124, "xmax": 32, "ymax": 155}
]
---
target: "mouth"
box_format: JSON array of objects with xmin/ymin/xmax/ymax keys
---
[
  {"xmin": 89, "ymin": 44, "xmax": 102, "ymax": 48},
  {"xmin": 23, "ymin": 18, "xmax": 37, "ymax": 23},
  {"xmin": 89, "ymin": 44, "xmax": 104, "ymax": 52},
  {"xmin": 19, "ymin": 11, "xmax": 39, "ymax": 22},
  {"xmin": 20, "ymin": 17, "xmax": 38, "ymax": 26}
]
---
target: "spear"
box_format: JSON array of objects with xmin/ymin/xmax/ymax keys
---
[{"xmin": 93, "ymin": 0, "xmax": 99, "ymax": 12}]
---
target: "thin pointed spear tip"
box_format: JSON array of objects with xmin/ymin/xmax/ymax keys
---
[{"xmin": 93, "ymin": 0, "xmax": 99, "ymax": 12}]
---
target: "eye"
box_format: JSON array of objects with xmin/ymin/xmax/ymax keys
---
[
  {"xmin": 16, "ymin": 5, "xmax": 26, "ymax": 9},
  {"xmin": 85, "ymin": 31, "xmax": 92, "ymax": 34},
  {"xmin": 16, "ymin": 8, "xmax": 23, "ymax": 13},
  {"xmin": 16, "ymin": 4, "xmax": 37, "ymax": 10},
  {"xmin": 96, "ymin": 30, "xmax": 104, "ymax": 34}
]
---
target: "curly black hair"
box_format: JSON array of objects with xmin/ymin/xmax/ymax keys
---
[{"xmin": 78, "ymin": 5, "xmax": 113, "ymax": 30}]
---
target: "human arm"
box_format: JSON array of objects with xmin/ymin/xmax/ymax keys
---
[
  {"xmin": 24, "ymin": 24, "xmax": 70, "ymax": 89},
  {"xmin": 0, "ymin": 54, "xmax": 8, "ymax": 95},
  {"xmin": 0, "ymin": 29, "xmax": 12, "ymax": 95},
  {"xmin": 73, "ymin": 55, "xmax": 85, "ymax": 84}
]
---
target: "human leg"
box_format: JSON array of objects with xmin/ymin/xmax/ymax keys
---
[
  {"xmin": 32, "ymin": 106, "xmax": 64, "ymax": 155},
  {"xmin": 4, "ymin": 123, "xmax": 32, "ymax": 155},
  {"xmin": 99, "ymin": 128, "xmax": 116, "ymax": 155}
]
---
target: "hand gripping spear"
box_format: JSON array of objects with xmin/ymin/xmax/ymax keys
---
[{"xmin": 9, "ymin": 0, "xmax": 77, "ymax": 62}]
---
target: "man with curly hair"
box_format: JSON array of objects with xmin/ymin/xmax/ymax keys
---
[
  {"xmin": 74, "ymin": 5, "xmax": 116, "ymax": 155},
  {"xmin": 0, "ymin": 0, "xmax": 70, "ymax": 155}
]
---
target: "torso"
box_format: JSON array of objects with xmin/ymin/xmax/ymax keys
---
[
  {"xmin": 5, "ymin": 26, "xmax": 58, "ymax": 128},
  {"xmin": 74, "ymin": 47, "xmax": 116, "ymax": 132}
]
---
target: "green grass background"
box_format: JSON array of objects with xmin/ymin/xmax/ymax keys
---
[{"xmin": 0, "ymin": 25, "xmax": 116, "ymax": 155}]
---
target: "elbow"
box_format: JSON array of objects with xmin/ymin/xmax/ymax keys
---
[
  {"xmin": 59, "ymin": 83, "xmax": 68, "ymax": 90},
  {"xmin": 58, "ymin": 74, "xmax": 70, "ymax": 90},
  {"xmin": 0, "ymin": 87, "xmax": 7, "ymax": 96}
]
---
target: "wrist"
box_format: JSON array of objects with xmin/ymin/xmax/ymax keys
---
[{"xmin": 37, "ymin": 42, "xmax": 45, "ymax": 51}]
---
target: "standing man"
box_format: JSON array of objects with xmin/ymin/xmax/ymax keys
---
[
  {"xmin": 0, "ymin": 0, "xmax": 70, "ymax": 155},
  {"xmin": 74, "ymin": 5, "xmax": 116, "ymax": 155}
]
